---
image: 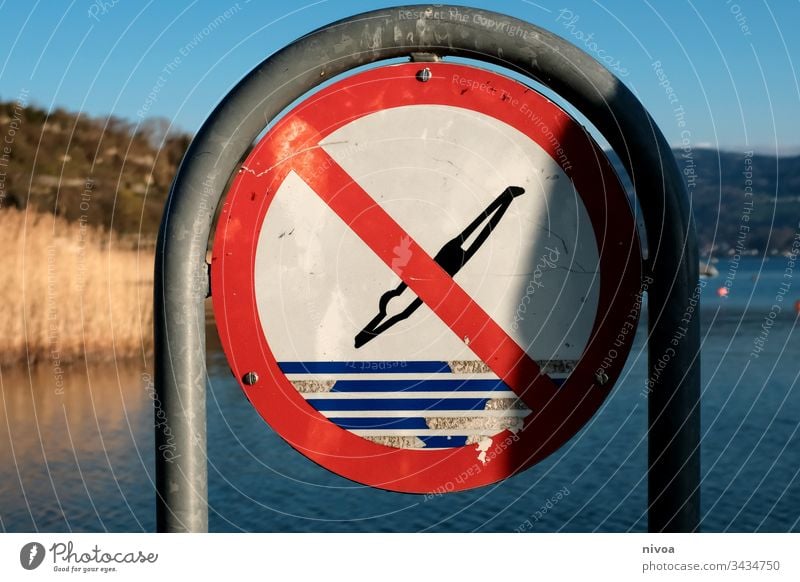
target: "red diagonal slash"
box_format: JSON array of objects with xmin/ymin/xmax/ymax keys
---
[{"xmin": 293, "ymin": 148, "xmax": 561, "ymax": 412}]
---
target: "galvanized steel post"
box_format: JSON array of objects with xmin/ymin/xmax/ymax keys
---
[{"xmin": 155, "ymin": 4, "xmax": 700, "ymax": 532}]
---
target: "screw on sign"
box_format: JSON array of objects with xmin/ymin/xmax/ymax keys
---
[{"xmin": 211, "ymin": 62, "xmax": 642, "ymax": 493}]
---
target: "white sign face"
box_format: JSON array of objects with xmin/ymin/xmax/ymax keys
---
[
  {"xmin": 249, "ymin": 103, "xmax": 600, "ymax": 450},
  {"xmin": 255, "ymin": 104, "xmax": 599, "ymax": 367}
]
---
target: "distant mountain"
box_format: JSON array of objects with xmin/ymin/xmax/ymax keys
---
[
  {"xmin": 608, "ymin": 148, "xmax": 800, "ymax": 255},
  {"xmin": 1, "ymin": 99, "xmax": 798, "ymax": 252}
]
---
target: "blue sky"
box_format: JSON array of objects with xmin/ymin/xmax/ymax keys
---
[{"xmin": 0, "ymin": 1, "xmax": 797, "ymax": 154}]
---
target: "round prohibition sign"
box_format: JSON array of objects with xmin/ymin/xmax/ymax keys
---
[{"xmin": 211, "ymin": 62, "xmax": 642, "ymax": 493}]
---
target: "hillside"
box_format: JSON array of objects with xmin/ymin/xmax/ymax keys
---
[
  {"xmin": 0, "ymin": 98, "xmax": 798, "ymax": 253},
  {"xmin": 0, "ymin": 99, "xmax": 190, "ymax": 240},
  {"xmin": 610, "ymin": 148, "xmax": 800, "ymax": 255}
]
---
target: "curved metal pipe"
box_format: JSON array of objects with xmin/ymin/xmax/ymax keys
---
[{"xmin": 155, "ymin": 4, "xmax": 700, "ymax": 532}]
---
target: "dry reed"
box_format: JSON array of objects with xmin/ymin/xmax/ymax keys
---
[{"xmin": 0, "ymin": 208, "xmax": 153, "ymax": 364}]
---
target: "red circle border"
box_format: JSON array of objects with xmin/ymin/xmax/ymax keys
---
[{"xmin": 211, "ymin": 62, "xmax": 642, "ymax": 493}]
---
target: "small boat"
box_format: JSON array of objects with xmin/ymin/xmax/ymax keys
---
[{"xmin": 700, "ymin": 261, "xmax": 719, "ymax": 278}]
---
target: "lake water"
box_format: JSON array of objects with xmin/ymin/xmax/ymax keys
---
[{"xmin": 1, "ymin": 257, "xmax": 798, "ymax": 532}]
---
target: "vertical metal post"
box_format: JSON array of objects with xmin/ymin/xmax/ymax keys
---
[
  {"xmin": 645, "ymin": 198, "xmax": 702, "ymax": 532},
  {"xmin": 154, "ymin": 4, "xmax": 700, "ymax": 532},
  {"xmin": 154, "ymin": 176, "xmax": 211, "ymax": 533}
]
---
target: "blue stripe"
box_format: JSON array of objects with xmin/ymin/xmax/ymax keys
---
[
  {"xmin": 421, "ymin": 436, "xmax": 468, "ymax": 448},
  {"xmin": 306, "ymin": 398, "xmax": 492, "ymax": 411},
  {"xmin": 331, "ymin": 379, "xmax": 509, "ymax": 392},
  {"xmin": 279, "ymin": 361, "xmax": 451, "ymax": 374},
  {"xmin": 330, "ymin": 417, "xmax": 429, "ymax": 429}
]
